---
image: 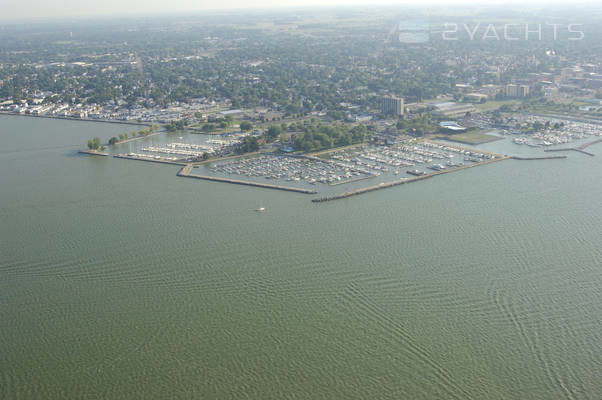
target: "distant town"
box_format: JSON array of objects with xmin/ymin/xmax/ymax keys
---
[{"xmin": 2, "ymin": 7, "xmax": 601, "ymax": 191}]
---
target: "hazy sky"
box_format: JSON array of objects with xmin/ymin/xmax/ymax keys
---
[{"xmin": 2, "ymin": 0, "xmax": 598, "ymax": 20}]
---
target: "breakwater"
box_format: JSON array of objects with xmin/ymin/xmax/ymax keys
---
[
  {"xmin": 544, "ymin": 148, "xmax": 594, "ymax": 156},
  {"xmin": 543, "ymin": 137, "xmax": 602, "ymax": 157},
  {"xmin": 114, "ymin": 154, "xmax": 189, "ymax": 166},
  {"xmin": 78, "ymin": 150, "xmax": 109, "ymax": 156},
  {"xmin": 177, "ymin": 165, "xmax": 318, "ymax": 194},
  {"xmin": 511, "ymin": 155, "xmax": 567, "ymax": 160},
  {"xmin": 312, "ymin": 156, "xmax": 508, "ymax": 202}
]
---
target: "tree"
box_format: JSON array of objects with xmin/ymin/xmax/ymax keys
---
[
  {"xmin": 87, "ymin": 137, "xmax": 101, "ymax": 150},
  {"xmin": 239, "ymin": 121, "xmax": 253, "ymax": 131},
  {"xmin": 235, "ymin": 136, "xmax": 260, "ymax": 154},
  {"xmin": 165, "ymin": 119, "xmax": 188, "ymax": 132},
  {"xmin": 202, "ymin": 123, "xmax": 217, "ymax": 132},
  {"xmin": 266, "ymin": 125, "xmax": 282, "ymax": 142},
  {"xmin": 108, "ymin": 137, "xmax": 119, "ymax": 145},
  {"xmin": 532, "ymin": 121, "xmax": 544, "ymax": 131}
]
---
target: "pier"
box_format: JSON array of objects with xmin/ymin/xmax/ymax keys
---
[
  {"xmin": 543, "ymin": 137, "xmax": 602, "ymax": 157},
  {"xmin": 79, "ymin": 149, "xmax": 109, "ymax": 156},
  {"xmin": 114, "ymin": 154, "xmax": 189, "ymax": 166},
  {"xmin": 312, "ymin": 156, "xmax": 508, "ymax": 202},
  {"xmin": 177, "ymin": 165, "xmax": 318, "ymax": 194},
  {"xmin": 544, "ymin": 148, "xmax": 594, "ymax": 157}
]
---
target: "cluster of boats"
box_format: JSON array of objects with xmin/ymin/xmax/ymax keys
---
[
  {"xmin": 512, "ymin": 116, "xmax": 601, "ymax": 147},
  {"xmin": 141, "ymin": 145, "xmax": 212, "ymax": 159},
  {"xmin": 209, "ymin": 155, "xmax": 371, "ymax": 185},
  {"xmin": 332, "ymin": 142, "xmax": 494, "ymax": 175},
  {"xmin": 206, "ymin": 140, "xmax": 497, "ymax": 186},
  {"xmin": 137, "ymin": 139, "xmax": 247, "ymax": 160},
  {"xmin": 124, "ymin": 152, "xmax": 181, "ymax": 161},
  {"xmin": 324, "ymin": 141, "xmax": 488, "ymax": 177}
]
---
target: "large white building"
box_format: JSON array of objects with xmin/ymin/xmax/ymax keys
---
[
  {"xmin": 505, "ymin": 84, "xmax": 530, "ymax": 98},
  {"xmin": 429, "ymin": 102, "xmax": 475, "ymax": 117}
]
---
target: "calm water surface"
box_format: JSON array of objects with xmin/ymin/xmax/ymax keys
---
[{"xmin": 1, "ymin": 115, "xmax": 601, "ymax": 399}]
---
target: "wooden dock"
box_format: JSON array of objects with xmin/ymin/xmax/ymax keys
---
[
  {"xmin": 177, "ymin": 165, "xmax": 318, "ymax": 194},
  {"xmin": 312, "ymin": 156, "xmax": 508, "ymax": 203}
]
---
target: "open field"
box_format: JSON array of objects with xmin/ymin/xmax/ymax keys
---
[{"xmin": 438, "ymin": 131, "xmax": 502, "ymax": 145}]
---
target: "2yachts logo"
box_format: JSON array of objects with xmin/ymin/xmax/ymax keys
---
[
  {"xmin": 398, "ymin": 20, "xmax": 585, "ymax": 43},
  {"xmin": 441, "ymin": 23, "xmax": 585, "ymax": 41},
  {"xmin": 398, "ymin": 20, "xmax": 430, "ymax": 43}
]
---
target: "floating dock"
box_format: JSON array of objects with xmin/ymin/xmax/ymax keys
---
[{"xmin": 177, "ymin": 164, "xmax": 318, "ymax": 194}]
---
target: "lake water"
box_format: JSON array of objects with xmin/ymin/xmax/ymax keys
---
[{"xmin": 1, "ymin": 114, "xmax": 601, "ymax": 399}]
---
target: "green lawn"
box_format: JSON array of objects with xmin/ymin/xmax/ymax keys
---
[{"xmin": 439, "ymin": 131, "xmax": 502, "ymax": 145}]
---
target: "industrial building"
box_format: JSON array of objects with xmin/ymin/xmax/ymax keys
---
[{"xmin": 429, "ymin": 101, "xmax": 475, "ymax": 117}]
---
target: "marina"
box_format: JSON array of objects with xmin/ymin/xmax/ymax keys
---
[
  {"xmin": 4, "ymin": 5, "xmax": 602, "ymax": 399},
  {"xmin": 208, "ymin": 154, "xmax": 373, "ymax": 186},
  {"xmin": 100, "ymin": 137, "xmax": 510, "ymax": 200},
  {"xmin": 177, "ymin": 164, "xmax": 318, "ymax": 194},
  {"xmin": 506, "ymin": 115, "xmax": 601, "ymax": 148},
  {"xmin": 311, "ymin": 154, "xmax": 508, "ymax": 202},
  {"xmin": 203, "ymin": 140, "xmax": 502, "ymax": 190}
]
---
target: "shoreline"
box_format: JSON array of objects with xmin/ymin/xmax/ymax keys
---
[{"xmin": 0, "ymin": 111, "xmax": 151, "ymax": 127}]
